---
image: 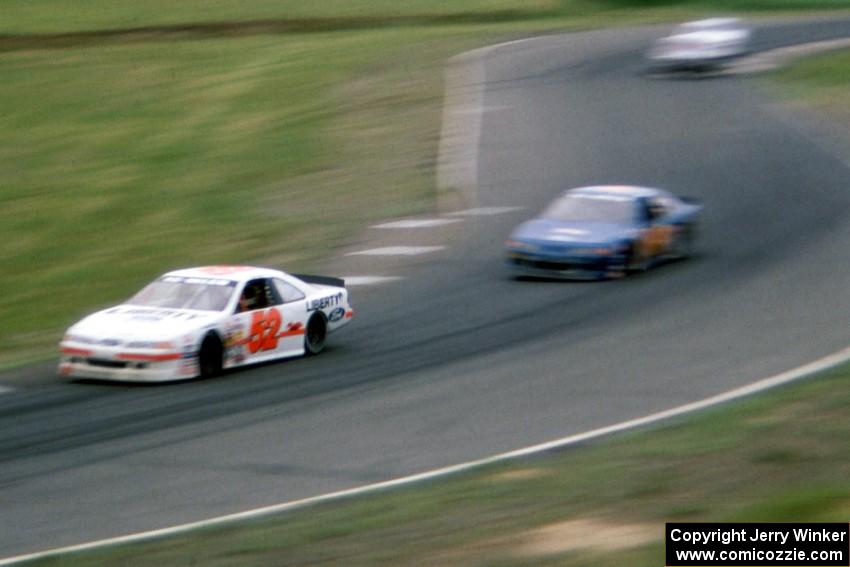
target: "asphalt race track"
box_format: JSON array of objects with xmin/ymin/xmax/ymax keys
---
[{"xmin": 3, "ymin": 17, "xmax": 850, "ymax": 559}]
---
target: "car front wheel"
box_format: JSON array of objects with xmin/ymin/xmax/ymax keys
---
[{"xmin": 198, "ymin": 334, "xmax": 223, "ymax": 379}]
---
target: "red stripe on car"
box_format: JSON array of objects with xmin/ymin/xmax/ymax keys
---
[
  {"xmin": 116, "ymin": 352, "xmax": 182, "ymax": 362},
  {"xmin": 60, "ymin": 347, "xmax": 93, "ymax": 356}
]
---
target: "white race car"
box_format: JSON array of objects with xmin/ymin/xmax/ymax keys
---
[
  {"xmin": 647, "ymin": 17, "xmax": 751, "ymax": 72},
  {"xmin": 58, "ymin": 266, "xmax": 353, "ymax": 382}
]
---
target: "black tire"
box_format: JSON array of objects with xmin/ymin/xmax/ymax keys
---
[
  {"xmin": 670, "ymin": 224, "xmax": 696, "ymax": 260},
  {"xmin": 198, "ymin": 334, "xmax": 223, "ymax": 379},
  {"xmin": 625, "ymin": 244, "xmax": 650, "ymax": 274},
  {"xmin": 304, "ymin": 314, "xmax": 327, "ymax": 356}
]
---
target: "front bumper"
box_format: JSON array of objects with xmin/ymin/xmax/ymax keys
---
[
  {"xmin": 648, "ymin": 51, "xmax": 741, "ymax": 71},
  {"xmin": 58, "ymin": 344, "xmax": 197, "ymax": 382},
  {"xmin": 506, "ymin": 252, "xmax": 623, "ymax": 280}
]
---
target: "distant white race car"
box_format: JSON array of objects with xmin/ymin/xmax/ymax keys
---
[
  {"xmin": 647, "ymin": 17, "xmax": 751, "ymax": 72},
  {"xmin": 58, "ymin": 266, "xmax": 354, "ymax": 382}
]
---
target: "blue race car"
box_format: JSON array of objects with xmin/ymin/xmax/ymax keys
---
[{"xmin": 505, "ymin": 185, "xmax": 702, "ymax": 280}]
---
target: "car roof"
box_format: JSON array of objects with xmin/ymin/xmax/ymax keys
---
[
  {"xmin": 163, "ymin": 265, "xmax": 285, "ymax": 282},
  {"xmin": 565, "ymin": 185, "xmax": 662, "ymax": 200}
]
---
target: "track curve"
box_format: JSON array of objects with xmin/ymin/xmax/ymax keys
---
[{"xmin": 3, "ymin": 17, "xmax": 850, "ymax": 558}]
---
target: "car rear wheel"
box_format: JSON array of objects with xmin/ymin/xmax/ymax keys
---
[
  {"xmin": 670, "ymin": 224, "xmax": 696, "ymax": 260},
  {"xmin": 198, "ymin": 334, "xmax": 223, "ymax": 379},
  {"xmin": 304, "ymin": 314, "xmax": 327, "ymax": 356},
  {"xmin": 626, "ymin": 244, "xmax": 651, "ymax": 274}
]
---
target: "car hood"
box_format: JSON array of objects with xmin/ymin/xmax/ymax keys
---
[
  {"xmin": 510, "ymin": 219, "xmax": 634, "ymax": 246},
  {"xmin": 67, "ymin": 305, "xmax": 221, "ymax": 343}
]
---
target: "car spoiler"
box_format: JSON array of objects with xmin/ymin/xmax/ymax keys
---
[{"xmin": 293, "ymin": 274, "xmax": 345, "ymax": 288}]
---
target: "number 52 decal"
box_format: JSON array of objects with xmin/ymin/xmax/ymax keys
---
[{"xmin": 248, "ymin": 308, "xmax": 282, "ymax": 354}]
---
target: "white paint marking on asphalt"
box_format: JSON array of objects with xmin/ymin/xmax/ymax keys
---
[
  {"xmin": 453, "ymin": 104, "xmax": 511, "ymax": 115},
  {"xmin": 341, "ymin": 276, "xmax": 403, "ymax": 286},
  {"xmin": 345, "ymin": 246, "xmax": 445, "ymax": 257},
  {"xmin": 446, "ymin": 206, "xmax": 523, "ymax": 216},
  {"xmin": 490, "ymin": 37, "xmax": 539, "ymax": 50},
  {"xmin": 5, "ymin": 344, "xmax": 850, "ymax": 566},
  {"xmin": 371, "ymin": 219, "xmax": 462, "ymax": 229},
  {"xmin": 0, "ymin": 386, "xmax": 12, "ymax": 395}
]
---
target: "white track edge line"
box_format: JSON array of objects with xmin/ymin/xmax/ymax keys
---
[
  {"xmin": 340, "ymin": 276, "xmax": 404, "ymax": 286},
  {"xmin": 345, "ymin": 246, "xmax": 445, "ymax": 256},
  {"xmin": 4, "ymin": 344, "xmax": 850, "ymax": 566},
  {"xmin": 371, "ymin": 219, "xmax": 463, "ymax": 229}
]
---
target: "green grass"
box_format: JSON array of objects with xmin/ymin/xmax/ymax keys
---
[
  {"xmin": 0, "ymin": 0, "xmax": 559, "ymax": 34},
  {"xmin": 20, "ymin": 364, "xmax": 850, "ymax": 566},
  {"xmin": 0, "ymin": 0, "xmax": 845, "ymax": 34},
  {"xmin": 598, "ymin": 0, "xmax": 850, "ymax": 11},
  {"xmin": 770, "ymin": 49, "xmax": 850, "ymax": 124},
  {"xmin": 1, "ymin": 1, "xmax": 848, "ymax": 369}
]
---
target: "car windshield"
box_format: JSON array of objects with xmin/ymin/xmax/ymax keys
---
[
  {"xmin": 127, "ymin": 276, "xmax": 237, "ymax": 312},
  {"xmin": 541, "ymin": 194, "xmax": 634, "ymax": 224}
]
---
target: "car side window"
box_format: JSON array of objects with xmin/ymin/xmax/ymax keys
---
[
  {"xmin": 647, "ymin": 198, "xmax": 667, "ymax": 222},
  {"xmin": 237, "ymin": 278, "xmax": 280, "ymax": 313},
  {"xmin": 636, "ymin": 199, "xmax": 652, "ymax": 225},
  {"xmin": 273, "ymin": 279, "xmax": 306, "ymax": 304}
]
